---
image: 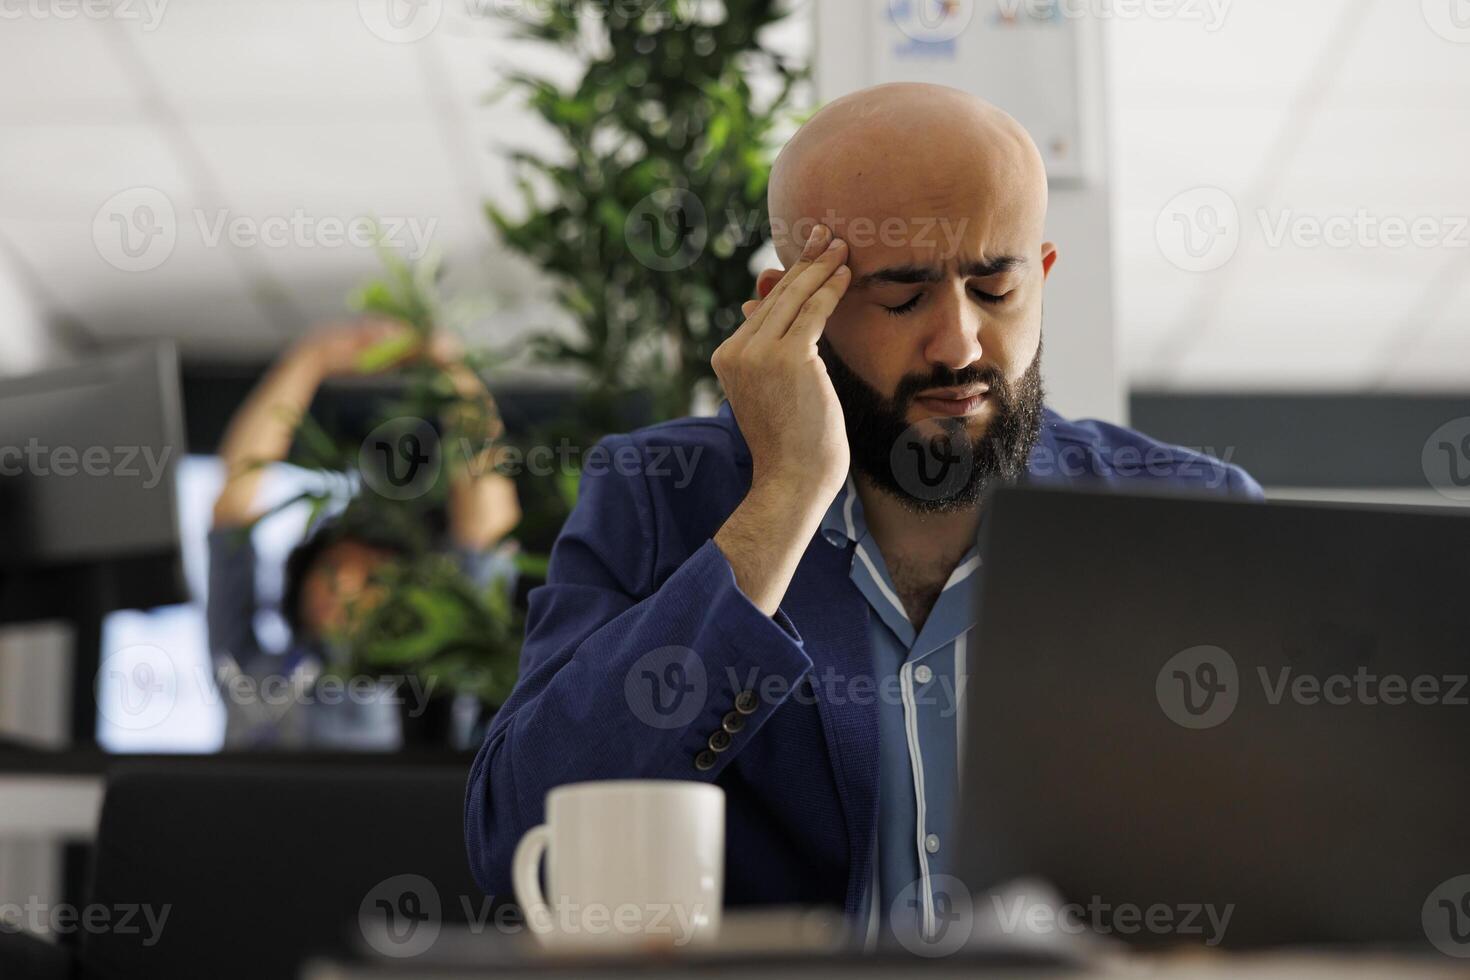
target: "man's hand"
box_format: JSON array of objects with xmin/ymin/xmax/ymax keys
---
[
  {"xmin": 712, "ymin": 224, "xmax": 852, "ymax": 615},
  {"xmin": 713, "ymin": 224, "xmax": 852, "ymax": 501}
]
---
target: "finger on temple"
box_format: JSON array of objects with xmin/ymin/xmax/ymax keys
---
[
  {"xmin": 757, "ymin": 240, "xmax": 848, "ymax": 339},
  {"xmin": 783, "ymin": 266, "xmax": 852, "ymax": 345}
]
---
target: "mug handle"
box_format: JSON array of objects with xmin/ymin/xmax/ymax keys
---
[{"xmin": 511, "ymin": 823, "xmax": 554, "ymax": 941}]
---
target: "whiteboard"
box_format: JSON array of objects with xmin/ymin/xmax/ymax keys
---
[{"xmin": 864, "ymin": 0, "xmax": 1093, "ymax": 182}]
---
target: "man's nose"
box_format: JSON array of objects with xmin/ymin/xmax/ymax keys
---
[{"xmin": 922, "ymin": 289, "xmax": 984, "ymax": 371}]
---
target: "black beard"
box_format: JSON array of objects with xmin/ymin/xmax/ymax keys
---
[{"xmin": 818, "ymin": 339, "xmax": 1046, "ymax": 513}]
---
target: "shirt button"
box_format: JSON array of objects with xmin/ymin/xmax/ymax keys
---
[
  {"xmin": 914, "ymin": 665, "xmax": 933, "ymax": 685},
  {"xmin": 925, "ymin": 834, "xmax": 941, "ymax": 854},
  {"xmin": 694, "ymin": 750, "xmax": 718, "ymax": 772},
  {"xmin": 708, "ymin": 730, "xmax": 732, "ymax": 753},
  {"xmin": 734, "ymin": 690, "xmax": 759, "ymax": 715},
  {"xmin": 721, "ymin": 711, "xmax": 746, "ymax": 734}
]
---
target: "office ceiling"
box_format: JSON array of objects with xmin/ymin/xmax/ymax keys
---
[
  {"xmin": 0, "ymin": 0, "xmax": 1465, "ymax": 392},
  {"xmin": 1112, "ymin": 0, "xmax": 1470, "ymax": 391},
  {"xmin": 0, "ymin": 0, "xmax": 578, "ymax": 362}
]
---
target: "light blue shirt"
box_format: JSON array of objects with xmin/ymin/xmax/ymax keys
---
[{"xmin": 818, "ymin": 478, "xmax": 980, "ymax": 942}]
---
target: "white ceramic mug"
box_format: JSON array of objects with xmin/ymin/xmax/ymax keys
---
[{"xmin": 512, "ymin": 780, "xmax": 725, "ymax": 951}]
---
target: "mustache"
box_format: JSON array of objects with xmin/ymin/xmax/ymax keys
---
[
  {"xmin": 817, "ymin": 338, "xmax": 1009, "ymax": 411},
  {"xmin": 893, "ymin": 364, "xmax": 1008, "ymax": 411}
]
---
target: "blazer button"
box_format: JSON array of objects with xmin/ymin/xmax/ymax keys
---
[
  {"xmin": 721, "ymin": 711, "xmax": 746, "ymax": 734},
  {"xmin": 694, "ymin": 750, "xmax": 717, "ymax": 771},
  {"xmin": 708, "ymin": 730, "xmax": 732, "ymax": 753},
  {"xmin": 734, "ymin": 690, "xmax": 759, "ymax": 715}
]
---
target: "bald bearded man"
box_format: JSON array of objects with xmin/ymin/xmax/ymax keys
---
[{"xmin": 467, "ymin": 83, "xmax": 1261, "ymax": 938}]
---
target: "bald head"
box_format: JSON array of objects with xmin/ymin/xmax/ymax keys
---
[
  {"xmin": 751, "ymin": 83, "xmax": 1057, "ymax": 485},
  {"xmin": 768, "ymin": 83, "xmax": 1048, "ymax": 268}
]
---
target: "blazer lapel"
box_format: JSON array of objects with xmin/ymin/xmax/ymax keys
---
[{"xmin": 784, "ymin": 535, "xmax": 879, "ymax": 916}]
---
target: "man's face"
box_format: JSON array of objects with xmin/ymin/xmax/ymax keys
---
[
  {"xmin": 764, "ymin": 198, "xmax": 1057, "ymax": 510},
  {"xmin": 758, "ymin": 86, "xmax": 1058, "ymax": 509}
]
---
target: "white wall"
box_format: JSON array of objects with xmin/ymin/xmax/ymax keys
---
[
  {"xmin": 809, "ymin": 1, "xmax": 1124, "ymax": 424},
  {"xmin": 0, "ymin": 248, "xmax": 58, "ymax": 375}
]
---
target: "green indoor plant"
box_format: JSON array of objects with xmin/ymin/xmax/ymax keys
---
[
  {"xmin": 263, "ymin": 247, "xmax": 526, "ymax": 742},
  {"xmin": 488, "ymin": 0, "xmax": 808, "ymax": 423}
]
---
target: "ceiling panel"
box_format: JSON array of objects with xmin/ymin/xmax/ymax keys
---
[
  {"xmin": 127, "ymin": 0, "xmax": 430, "ymax": 117},
  {"xmin": 0, "ymin": 19, "xmax": 141, "ymax": 121},
  {"xmin": 0, "ymin": 214, "xmax": 273, "ymax": 343},
  {"xmin": 0, "ymin": 125, "xmax": 195, "ymax": 220},
  {"xmin": 185, "ymin": 120, "xmax": 466, "ymax": 214}
]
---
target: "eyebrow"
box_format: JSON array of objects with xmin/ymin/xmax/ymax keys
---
[{"xmin": 853, "ymin": 256, "xmax": 1027, "ymax": 289}]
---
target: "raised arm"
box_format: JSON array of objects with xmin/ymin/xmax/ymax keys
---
[
  {"xmin": 211, "ymin": 320, "xmax": 413, "ymax": 528},
  {"xmin": 427, "ymin": 333, "xmax": 523, "ymax": 552}
]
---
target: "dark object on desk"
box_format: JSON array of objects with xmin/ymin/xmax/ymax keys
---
[
  {"xmin": 77, "ymin": 764, "xmax": 500, "ymax": 980},
  {"xmin": 961, "ymin": 487, "xmax": 1470, "ymax": 952},
  {"xmin": 0, "ymin": 342, "xmax": 188, "ymax": 741}
]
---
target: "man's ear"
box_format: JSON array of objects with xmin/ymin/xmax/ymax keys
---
[
  {"xmin": 756, "ymin": 268, "xmax": 785, "ymax": 300},
  {"xmin": 1041, "ymin": 242, "xmax": 1059, "ymax": 279}
]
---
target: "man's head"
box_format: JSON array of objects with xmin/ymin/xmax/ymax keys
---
[{"xmin": 761, "ymin": 83, "xmax": 1056, "ymax": 510}]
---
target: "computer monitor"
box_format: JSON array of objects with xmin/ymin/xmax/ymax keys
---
[
  {"xmin": 960, "ymin": 486, "xmax": 1470, "ymax": 953},
  {"xmin": 0, "ymin": 343, "xmax": 188, "ymax": 741}
]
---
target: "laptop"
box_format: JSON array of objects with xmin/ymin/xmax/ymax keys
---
[{"xmin": 960, "ymin": 486, "xmax": 1470, "ymax": 954}]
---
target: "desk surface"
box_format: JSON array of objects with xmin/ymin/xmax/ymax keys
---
[
  {"xmin": 302, "ymin": 952, "xmax": 1470, "ymax": 980},
  {"xmin": 0, "ymin": 744, "xmax": 474, "ymax": 774}
]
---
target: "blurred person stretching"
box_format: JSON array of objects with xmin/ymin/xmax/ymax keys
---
[{"xmin": 210, "ymin": 321, "xmax": 520, "ymax": 748}]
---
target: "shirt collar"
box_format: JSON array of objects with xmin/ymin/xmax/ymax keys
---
[{"xmin": 820, "ymin": 475, "xmax": 862, "ymax": 548}]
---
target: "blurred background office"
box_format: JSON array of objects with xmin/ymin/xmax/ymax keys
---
[{"xmin": 0, "ymin": 0, "xmax": 1467, "ymax": 972}]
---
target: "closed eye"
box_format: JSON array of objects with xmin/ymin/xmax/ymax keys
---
[
  {"xmin": 972, "ymin": 287, "xmax": 1012, "ymax": 304},
  {"xmin": 883, "ymin": 293, "xmax": 923, "ymax": 317}
]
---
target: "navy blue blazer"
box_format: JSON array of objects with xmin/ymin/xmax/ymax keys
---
[{"xmin": 465, "ymin": 403, "xmax": 1263, "ymax": 915}]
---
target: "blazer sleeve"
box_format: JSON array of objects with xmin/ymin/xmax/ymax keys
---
[{"xmin": 464, "ymin": 435, "xmax": 815, "ymax": 898}]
